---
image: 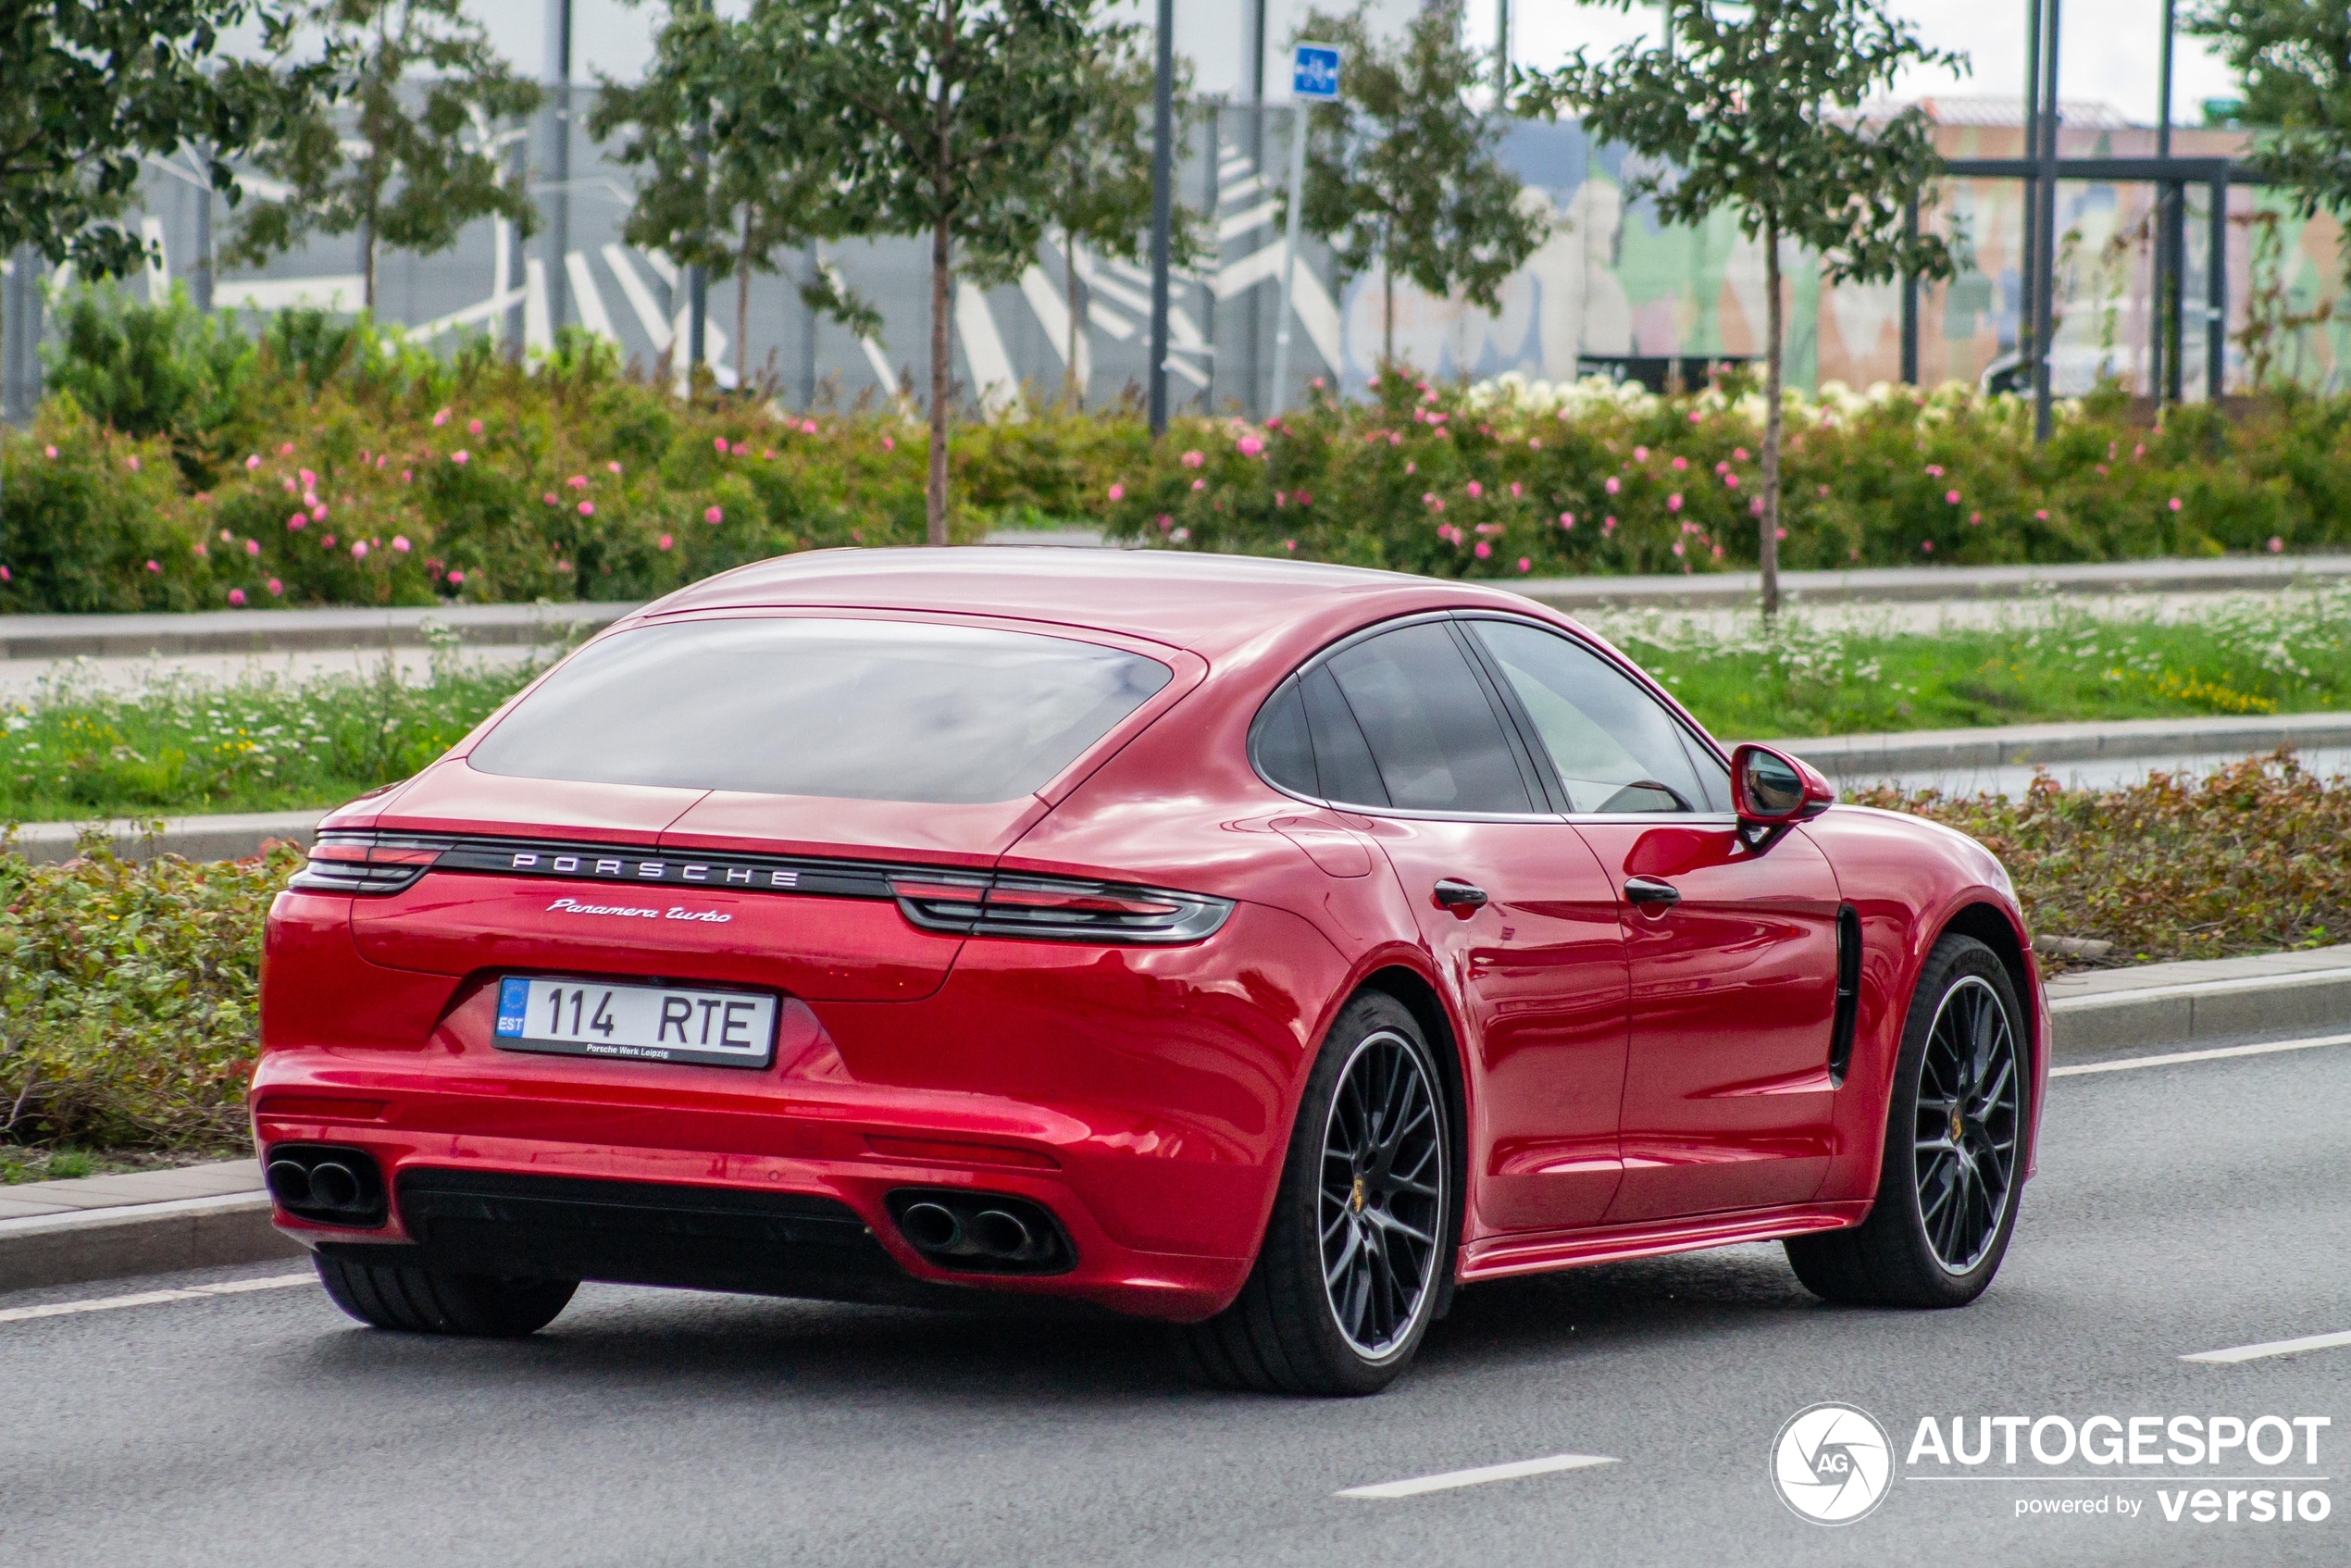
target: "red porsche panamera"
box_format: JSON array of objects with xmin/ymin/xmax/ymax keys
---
[{"xmin": 255, "ymin": 548, "xmax": 2046, "ymax": 1395}]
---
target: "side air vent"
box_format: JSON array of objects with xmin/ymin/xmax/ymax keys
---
[{"xmin": 1828, "ymin": 904, "xmax": 1863, "ymax": 1084}]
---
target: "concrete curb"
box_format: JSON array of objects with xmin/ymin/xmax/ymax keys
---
[
  {"xmin": 6, "ymin": 556, "xmax": 2350, "ymax": 664},
  {"xmin": 1777, "ymin": 712, "xmax": 2351, "ymax": 778},
  {"xmin": 2046, "ymin": 944, "xmax": 2351, "ymax": 1058},
  {"xmin": 8, "ymin": 810, "xmax": 325, "ymax": 866},
  {"xmin": 2, "ymin": 947, "xmax": 2345, "ymax": 1296},
  {"xmin": 1515, "ymin": 554, "xmax": 2351, "ymax": 612},
  {"xmin": 0, "ymin": 602, "xmax": 635, "ymax": 661},
  {"xmin": 0, "ymin": 1193, "xmax": 299, "ymax": 1293}
]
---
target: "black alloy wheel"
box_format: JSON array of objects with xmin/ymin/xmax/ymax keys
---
[
  {"xmin": 1912, "ymin": 974, "xmax": 2021, "ymax": 1274},
  {"xmin": 1319, "ymin": 1028, "xmax": 1446, "ymax": 1357},
  {"xmin": 1174, "ymin": 990, "xmax": 1455, "ymax": 1396},
  {"xmin": 1785, "ymin": 933, "xmax": 2031, "ymax": 1309}
]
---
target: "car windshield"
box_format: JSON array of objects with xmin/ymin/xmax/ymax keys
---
[{"xmin": 467, "ymin": 616, "xmax": 1173, "ymax": 804}]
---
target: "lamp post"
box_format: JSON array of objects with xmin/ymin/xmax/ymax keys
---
[
  {"xmin": 1146, "ymin": 0, "xmax": 1176, "ymax": 435},
  {"xmin": 543, "ymin": 0, "xmax": 571, "ymax": 335},
  {"xmin": 2031, "ymin": 0, "xmax": 2061, "ymax": 443},
  {"xmin": 2151, "ymin": 0, "xmax": 2176, "ymax": 405}
]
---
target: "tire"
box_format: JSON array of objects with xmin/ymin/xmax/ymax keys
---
[
  {"xmin": 1176, "ymin": 991, "xmax": 1455, "ymax": 1396},
  {"xmin": 1786, "ymin": 933, "xmax": 2030, "ymax": 1309},
  {"xmin": 314, "ymin": 1252, "xmax": 578, "ymax": 1338}
]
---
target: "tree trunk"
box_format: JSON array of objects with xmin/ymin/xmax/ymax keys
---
[
  {"xmin": 362, "ymin": 225, "xmax": 377, "ymax": 313},
  {"xmin": 1383, "ymin": 264, "xmax": 1395, "ymax": 368},
  {"xmin": 1064, "ymin": 228, "xmax": 1082, "ymax": 408},
  {"xmin": 1760, "ymin": 215, "xmax": 1784, "ymax": 621},
  {"xmin": 927, "ymin": 212, "xmax": 952, "ymax": 546},
  {"xmin": 736, "ymin": 208, "xmax": 753, "ymax": 388}
]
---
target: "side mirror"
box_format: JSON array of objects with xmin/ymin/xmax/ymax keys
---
[{"xmin": 1730, "ymin": 743, "xmax": 1834, "ymax": 850}]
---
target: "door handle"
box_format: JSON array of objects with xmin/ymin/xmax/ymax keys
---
[
  {"xmin": 1624, "ymin": 876, "xmax": 1682, "ymax": 909},
  {"xmin": 1433, "ymin": 878, "xmax": 1489, "ymax": 915}
]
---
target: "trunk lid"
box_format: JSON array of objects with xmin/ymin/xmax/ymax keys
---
[{"xmin": 347, "ymin": 761, "xmax": 1027, "ymax": 1003}]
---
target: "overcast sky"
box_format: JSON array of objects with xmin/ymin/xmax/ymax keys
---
[{"xmin": 477, "ymin": 1, "xmax": 2238, "ymax": 126}]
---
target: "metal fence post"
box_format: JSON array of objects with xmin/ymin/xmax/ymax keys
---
[
  {"xmin": 1899, "ymin": 192, "xmax": 1920, "ymax": 385},
  {"xmin": 2207, "ymin": 174, "xmax": 2227, "ymax": 400},
  {"xmin": 1, "ymin": 248, "xmax": 39, "ymax": 427},
  {"xmin": 1146, "ymin": 0, "xmax": 1176, "ymax": 435}
]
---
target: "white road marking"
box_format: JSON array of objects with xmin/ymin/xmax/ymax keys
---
[
  {"xmin": 1337, "ymin": 1453, "xmax": 1618, "ymax": 1500},
  {"xmin": 2049, "ymin": 1031, "xmax": 2351, "ymax": 1078},
  {"xmin": 0, "ymin": 1272, "xmax": 314, "ymax": 1326},
  {"xmin": 2183, "ymin": 1328, "xmax": 2351, "ymax": 1365}
]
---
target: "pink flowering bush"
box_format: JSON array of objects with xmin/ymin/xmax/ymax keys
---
[
  {"xmin": 9, "ymin": 285, "xmax": 2351, "ymax": 610},
  {"xmin": 1100, "ymin": 375, "xmax": 2346, "ymax": 577},
  {"xmin": 0, "ymin": 318, "xmax": 1145, "ymax": 611}
]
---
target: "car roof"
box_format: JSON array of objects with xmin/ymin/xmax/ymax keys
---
[{"xmin": 640, "ymin": 546, "xmax": 1559, "ymax": 660}]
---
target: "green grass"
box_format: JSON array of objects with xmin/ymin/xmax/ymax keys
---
[
  {"xmin": 0, "ymin": 646, "xmax": 541, "ymax": 823},
  {"xmin": 3, "ymin": 591, "xmax": 2349, "ymax": 824},
  {"xmin": 1600, "ymin": 587, "xmax": 2351, "ymax": 740},
  {"xmin": 0, "ymin": 1147, "xmax": 190, "ymax": 1183}
]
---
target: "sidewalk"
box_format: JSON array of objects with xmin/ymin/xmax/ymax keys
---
[
  {"xmin": 0, "ymin": 1160, "xmax": 291, "ymax": 1292},
  {"xmin": 0, "ymin": 601, "xmax": 631, "ymax": 661},
  {"xmin": 1778, "ymin": 711, "xmax": 2351, "ymax": 778},
  {"xmin": 1515, "ymin": 554, "xmax": 2351, "ymax": 612},
  {"xmin": 2046, "ymin": 942, "xmax": 2351, "ymax": 1054},
  {"xmin": 6, "ymin": 555, "xmax": 2350, "ymax": 664}
]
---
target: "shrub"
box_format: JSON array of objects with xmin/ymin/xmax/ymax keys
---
[
  {"xmin": 14, "ymin": 285, "xmax": 2351, "ymax": 613},
  {"xmin": 1851, "ymin": 753, "xmax": 2351, "ymax": 969},
  {"xmin": 0, "ymin": 400, "xmax": 209, "ymax": 612},
  {"xmin": 0, "ymin": 836, "xmax": 301, "ymax": 1151},
  {"xmin": 1099, "ymin": 375, "xmax": 2295, "ymax": 576},
  {"xmin": 41, "ymin": 283, "xmax": 261, "ymax": 478}
]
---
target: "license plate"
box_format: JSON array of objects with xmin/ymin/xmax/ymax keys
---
[{"xmin": 493, "ymin": 977, "xmax": 777, "ymax": 1068}]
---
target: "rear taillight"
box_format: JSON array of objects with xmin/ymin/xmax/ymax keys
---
[
  {"xmin": 288, "ymin": 832, "xmax": 452, "ymax": 895},
  {"xmin": 889, "ymin": 872, "xmax": 1231, "ymax": 944}
]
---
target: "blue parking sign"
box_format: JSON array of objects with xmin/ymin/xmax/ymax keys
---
[{"xmin": 1292, "ymin": 44, "xmax": 1342, "ymax": 101}]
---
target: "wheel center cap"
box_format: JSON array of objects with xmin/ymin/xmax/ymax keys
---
[
  {"xmin": 1948, "ymin": 1104, "xmax": 1965, "ymax": 1143},
  {"xmin": 1351, "ymin": 1176, "xmax": 1366, "ymax": 1212}
]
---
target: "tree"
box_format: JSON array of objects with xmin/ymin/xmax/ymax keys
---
[
  {"xmin": 229, "ymin": 0, "xmax": 541, "ymax": 311},
  {"xmin": 1039, "ymin": 19, "xmax": 1201, "ymax": 406},
  {"xmin": 754, "ymin": 0, "xmax": 1101, "ymax": 544},
  {"xmin": 0, "ymin": 1, "xmax": 327, "ymax": 277},
  {"xmin": 591, "ymin": 2, "xmax": 839, "ymax": 387},
  {"xmin": 2188, "ymin": 3, "xmax": 2351, "ymax": 286},
  {"xmin": 1292, "ymin": 2, "xmax": 1551, "ymax": 367},
  {"xmin": 1530, "ymin": 0, "xmax": 1962, "ymax": 617}
]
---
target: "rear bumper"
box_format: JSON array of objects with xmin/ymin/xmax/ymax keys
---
[
  {"xmin": 255, "ymin": 890, "xmax": 1357, "ymax": 1321},
  {"xmin": 252, "ymin": 1092, "xmax": 1257, "ymax": 1323}
]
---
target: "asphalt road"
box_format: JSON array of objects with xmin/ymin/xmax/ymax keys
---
[{"xmin": 7, "ymin": 1034, "xmax": 2349, "ymax": 1568}]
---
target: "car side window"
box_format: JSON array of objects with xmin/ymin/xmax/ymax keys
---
[
  {"xmin": 1468, "ymin": 619, "xmax": 1712, "ymax": 815},
  {"xmin": 1301, "ymin": 666, "xmax": 1389, "ymax": 805},
  {"xmin": 1678, "ymin": 730, "xmax": 1734, "ymax": 813},
  {"xmin": 1252, "ymin": 677, "xmax": 1319, "ymax": 797},
  {"xmin": 1324, "ymin": 623, "xmax": 1534, "ymax": 814}
]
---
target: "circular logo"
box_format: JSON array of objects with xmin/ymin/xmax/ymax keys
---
[{"xmin": 1769, "ymin": 1402, "xmax": 1894, "ymax": 1525}]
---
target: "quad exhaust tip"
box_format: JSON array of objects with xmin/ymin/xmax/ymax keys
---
[
  {"xmin": 265, "ymin": 1159, "xmax": 315, "ymax": 1206},
  {"xmin": 306, "ymin": 1161, "xmax": 364, "ymax": 1211},
  {"xmin": 899, "ymin": 1201, "xmax": 963, "ymax": 1251},
  {"xmin": 263, "ymin": 1143, "xmax": 388, "ymax": 1227},
  {"xmin": 886, "ymin": 1189, "xmax": 1073, "ymax": 1276}
]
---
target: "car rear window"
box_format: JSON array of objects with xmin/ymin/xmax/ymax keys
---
[{"xmin": 467, "ymin": 616, "xmax": 1174, "ymax": 804}]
